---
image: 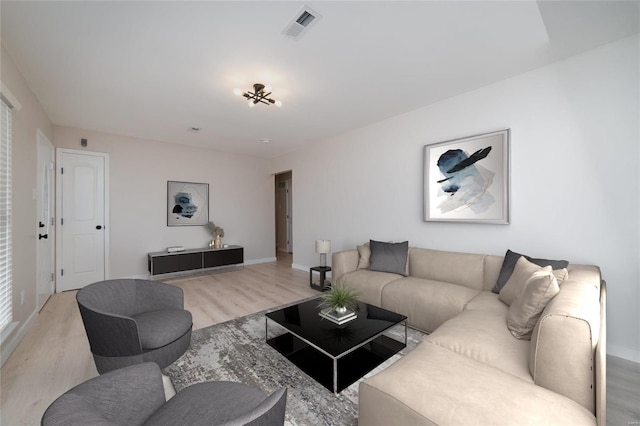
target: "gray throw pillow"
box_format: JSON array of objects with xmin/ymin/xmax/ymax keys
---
[
  {"xmin": 368, "ymin": 240, "xmax": 408, "ymax": 276},
  {"xmin": 492, "ymin": 249, "xmax": 568, "ymax": 294}
]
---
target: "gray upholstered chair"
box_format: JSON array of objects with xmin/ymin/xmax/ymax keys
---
[
  {"xmin": 76, "ymin": 279, "xmax": 192, "ymax": 374},
  {"xmin": 41, "ymin": 362, "xmax": 288, "ymax": 426}
]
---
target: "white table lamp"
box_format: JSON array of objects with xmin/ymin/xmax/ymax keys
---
[{"xmin": 315, "ymin": 239, "xmax": 331, "ymax": 267}]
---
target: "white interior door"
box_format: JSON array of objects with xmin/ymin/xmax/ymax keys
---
[
  {"xmin": 36, "ymin": 130, "xmax": 55, "ymax": 309},
  {"xmin": 56, "ymin": 149, "xmax": 109, "ymax": 292}
]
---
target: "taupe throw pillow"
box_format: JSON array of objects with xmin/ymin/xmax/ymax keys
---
[
  {"xmin": 357, "ymin": 243, "xmax": 371, "ymax": 270},
  {"xmin": 507, "ymin": 266, "xmax": 559, "ymax": 340},
  {"xmin": 553, "ymin": 268, "xmax": 569, "ymax": 284},
  {"xmin": 498, "ymin": 256, "xmax": 542, "ymax": 306}
]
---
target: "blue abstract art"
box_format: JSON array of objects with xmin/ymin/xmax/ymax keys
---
[
  {"xmin": 167, "ymin": 181, "xmax": 209, "ymax": 226},
  {"xmin": 424, "ymin": 130, "xmax": 509, "ymax": 224}
]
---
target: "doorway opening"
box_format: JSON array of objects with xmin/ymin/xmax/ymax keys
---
[{"xmin": 275, "ymin": 171, "xmax": 292, "ymax": 266}]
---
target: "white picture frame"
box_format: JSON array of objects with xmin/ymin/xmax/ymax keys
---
[
  {"xmin": 167, "ymin": 181, "xmax": 209, "ymax": 226},
  {"xmin": 424, "ymin": 129, "xmax": 509, "ymax": 224}
]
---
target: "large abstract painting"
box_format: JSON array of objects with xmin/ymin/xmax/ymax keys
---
[
  {"xmin": 167, "ymin": 181, "xmax": 209, "ymax": 226},
  {"xmin": 424, "ymin": 129, "xmax": 509, "ymax": 224}
]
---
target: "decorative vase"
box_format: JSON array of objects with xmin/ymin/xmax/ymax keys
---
[
  {"xmin": 335, "ymin": 306, "xmax": 347, "ymax": 315},
  {"xmin": 209, "ymin": 240, "xmax": 215, "ymax": 248},
  {"xmin": 214, "ymin": 236, "xmax": 221, "ymax": 248}
]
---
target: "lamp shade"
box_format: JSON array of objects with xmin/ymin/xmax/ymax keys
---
[{"xmin": 315, "ymin": 239, "xmax": 331, "ymax": 254}]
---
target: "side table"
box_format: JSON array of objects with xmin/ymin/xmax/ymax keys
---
[{"xmin": 310, "ymin": 266, "xmax": 331, "ymax": 291}]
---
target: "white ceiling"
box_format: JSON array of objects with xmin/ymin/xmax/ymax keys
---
[{"xmin": 1, "ymin": 1, "xmax": 638, "ymax": 158}]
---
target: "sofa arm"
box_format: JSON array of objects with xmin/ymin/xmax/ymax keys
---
[
  {"xmin": 77, "ymin": 303, "xmax": 143, "ymax": 357},
  {"xmin": 595, "ymin": 281, "xmax": 606, "ymax": 426},
  {"xmin": 42, "ymin": 362, "xmax": 166, "ymax": 426},
  {"xmin": 529, "ymin": 280, "xmax": 601, "ymax": 414},
  {"xmin": 332, "ymin": 249, "xmax": 359, "ymax": 283}
]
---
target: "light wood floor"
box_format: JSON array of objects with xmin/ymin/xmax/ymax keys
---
[
  {"xmin": 1, "ymin": 256, "xmax": 315, "ymax": 426},
  {"xmin": 1, "ymin": 256, "xmax": 639, "ymax": 425}
]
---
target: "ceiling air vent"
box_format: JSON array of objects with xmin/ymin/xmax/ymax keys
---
[{"xmin": 282, "ymin": 6, "xmax": 321, "ymax": 41}]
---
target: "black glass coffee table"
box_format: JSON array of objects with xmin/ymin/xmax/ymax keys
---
[{"xmin": 265, "ymin": 297, "xmax": 407, "ymax": 394}]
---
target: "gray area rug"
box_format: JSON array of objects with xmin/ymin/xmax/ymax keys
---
[{"xmin": 164, "ymin": 300, "xmax": 425, "ymax": 425}]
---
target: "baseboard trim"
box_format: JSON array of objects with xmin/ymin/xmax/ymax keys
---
[
  {"xmin": 608, "ymin": 343, "xmax": 640, "ymax": 363},
  {"xmin": 245, "ymin": 257, "xmax": 277, "ymax": 265},
  {"xmin": 1, "ymin": 309, "xmax": 38, "ymax": 367},
  {"xmin": 292, "ymin": 263, "xmax": 310, "ymax": 272},
  {"xmin": 124, "ymin": 273, "xmax": 151, "ymax": 280}
]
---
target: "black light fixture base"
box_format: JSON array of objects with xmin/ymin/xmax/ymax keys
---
[{"xmin": 237, "ymin": 83, "xmax": 281, "ymax": 107}]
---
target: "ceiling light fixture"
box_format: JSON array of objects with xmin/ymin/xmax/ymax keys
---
[{"xmin": 234, "ymin": 83, "xmax": 282, "ymax": 108}]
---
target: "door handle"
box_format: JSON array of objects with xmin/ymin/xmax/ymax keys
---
[
  {"xmin": 39, "ymin": 222, "xmax": 45, "ymax": 228},
  {"xmin": 39, "ymin": 234, "xmax": 48, "ymax": 240},
  {"xmin": 96, "ymin": 225, "xmax": 102, "ymax": 230}
]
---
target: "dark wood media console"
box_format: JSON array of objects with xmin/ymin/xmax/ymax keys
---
[{"xmin": 148, "ymin": 245, "xmax": 244, "ymax": 276}]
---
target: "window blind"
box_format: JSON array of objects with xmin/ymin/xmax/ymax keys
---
[{"xmin": 0, "ymin": 98, "xmax": 12, "ymax": 332}]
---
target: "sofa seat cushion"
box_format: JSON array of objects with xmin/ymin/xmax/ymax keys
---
[
  {"xmin": 381, "ymin": 278, "xmax": 480, "ymax": 333},
  {"xmin": 132, "ymin": 309, "xmax": 193, "ymax": 350},
  {"xmin": 464, "ymin": 291, "xmax": 505, "ymax": 312},
  {"xmin": 358, "ymin": 342, "xmax": 596, "ymax": 426},
  {"xmin": 335, "ymin": 270, "xmax": 403, "ymax": 307},
  {"xmin": 424, "ymin": 308, "xmax": 532, "ymax": 382}
]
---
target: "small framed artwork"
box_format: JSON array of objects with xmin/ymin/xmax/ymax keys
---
[
  {"xmin": 424, "ymin": 129, "xmax": 509, "ymax": 224},
  {"xmin": 167, "ymin": 181, "xmax": 209, "ymax": 226}
]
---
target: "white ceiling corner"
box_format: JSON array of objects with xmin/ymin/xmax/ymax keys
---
[{"xmin": 1, "ymin": 1, "xmax": 638, "ymax": 158}]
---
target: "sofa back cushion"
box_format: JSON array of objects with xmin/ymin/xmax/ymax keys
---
[
  {"xmin": 482, "ymin": 255, "xmax": 504, "ymax": 291},
  {"xmin": 409, "ymin": 248, "xmax": 485, "ymax": 291}
]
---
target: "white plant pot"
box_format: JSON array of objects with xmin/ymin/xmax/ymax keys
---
[{"xmin": 335, "ymin": 306, "xmax": 347, "ymax": 315}]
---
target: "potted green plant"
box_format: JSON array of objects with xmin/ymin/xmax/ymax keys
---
[{"xmin": 319, "ymin": 284, "xmax": 359, "ymax": 314}]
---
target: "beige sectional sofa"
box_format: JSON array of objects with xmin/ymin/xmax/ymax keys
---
[{"xmin": 332, "ymin": 245, "xmax": 606, "ymax": 426}]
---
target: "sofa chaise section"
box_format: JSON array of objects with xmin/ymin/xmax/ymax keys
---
[
  {"xmin": 332, "ymin": 245, "xmax": 606, "ymax": 425},
  {"xmin": 358, "ymin": 342, "xmax": 596, "ymax": 426}
]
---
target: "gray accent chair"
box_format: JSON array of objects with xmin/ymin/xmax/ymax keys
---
[
  {"xmin": 41, "ymin": 362, "xmax": 288, "ymax": 426},
  {"xmin": 76, "ymin": 279, "xmax": 192, "ymax": 374}
]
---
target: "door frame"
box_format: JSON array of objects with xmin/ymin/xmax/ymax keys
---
[
  {"xmin": 36, "ymin": 129, "xmax": 55, "ymax": 308},
  {"xmin": 285, "ymin": 178, "xmax": 292, "ymax": 253},
  {"xmin": 55, "ymin": 148, "xmax": 110, "ymax": 292}
]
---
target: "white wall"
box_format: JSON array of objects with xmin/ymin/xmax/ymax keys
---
[
  {"xmin": 1, "ymin": 45, "xmax": 54, "ymax": 364},
  {"xmin": 272, "ymin": 35, "xmax": 640, "ymax": 361},
  {"xmin": 54, "ymin": 127, "xmax": 275, "ymax": 279}
]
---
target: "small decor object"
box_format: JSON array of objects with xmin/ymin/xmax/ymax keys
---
[
  {"xmin": 315, "ymin": 239, "xmax": 331, "ymax": 267},
  {"xmin": 318, "ymin": 284, "xmax": 359, "ymax": 324},
  {"xmin": 205, "ymin": 221, "xmax": 224, "ymax": 248},
  {"xmin": 319, "ymin": 307, "xmax": 356, "ymax": 325},
  {"xmin": 167, "ymin": 181, "xmax": 209, "ymax": 226},
  {"xmin": 233, "ymin": 83, "xmax": 283, "ymax": 108},
  {"xmin": 424, "ymin": 129, "xmax": 509, "ymax": 224}
]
